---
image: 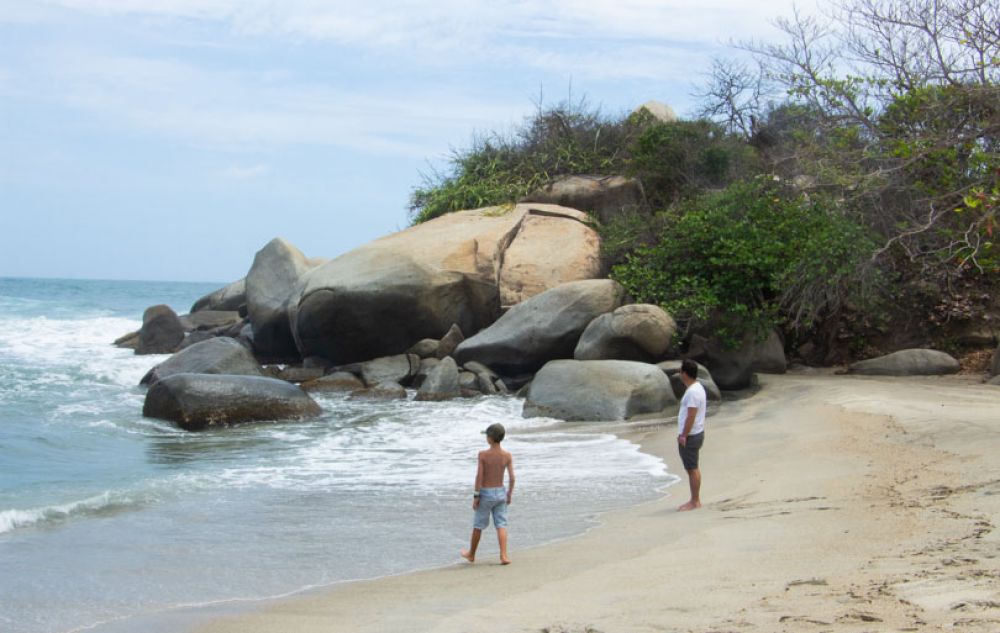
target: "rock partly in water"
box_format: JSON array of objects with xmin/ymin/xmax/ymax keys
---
[
  {"xmin": 247, "ymin": 238, "xmax": 326, "ymax": 360},
  {"xmin": 523, "ymin": 359, "xmax": 675, "ymax": 421},
  {"xmin": 114, "ymin": 330, "xmax": 140, "ymax": 350},
  {"xmin": 179, "ymin": 310, "xmax": 243, "ymax": 333},
  {"xmin": 574, "ymin": 304, "xmax": 676, "ymax": 362},
  {"xmin": 338, "ymin": 354, "xmax": 421, "ymax": 387},
  {"xmin": 454, "ymin": 279, "xmax": 628, "ymax": 375},
  {"xmin": 848, "ymin": 349, "xmax": 961, "ymax": 376},
  {"xmin": 136, "ymin": 305, "xmax": 186, "ymax": 355},
  {"xmin": 143, "ymin": 373, "xmax": 321, "ymax": 431},
  {"xmin": 301, "ymin": 371, "xmax": 365, "ymax": 393},
  {"xmin": 520, "ymin": 175, "xmax": 646, "ymax": 225},
  {"xmin": 657, "ymin": 360, "xmax": 722, "ymax": 402},
  {"xmin": 191, "ymin": 278, "xmax": 247, "ymax": 313},
  {"xmin": 349, "ymin": 381, "xmax": 408, "ymax": 400},
  {"xmin": 275, "ymin": 366, "xmax": 326, "ymax": 383},
  {"xmin": 140, "ymin": 337, "xmax": 262, "ymax": 386},
  {"xmin": 289, "ymin": 203, "xmax": 603, "ymax": 364},
  {"xmin": 415, "ymin": 357, "xmax": 461, "ymax": 401}
]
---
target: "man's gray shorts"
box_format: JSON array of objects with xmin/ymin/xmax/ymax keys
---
[{"xmin": 678, "ymin": 432, "xmax": 705, "ymax": 470}]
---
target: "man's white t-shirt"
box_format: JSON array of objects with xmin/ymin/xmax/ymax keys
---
[{"xmin": 677, "ymin": 381, "xmax": 707, "ymax": 435}]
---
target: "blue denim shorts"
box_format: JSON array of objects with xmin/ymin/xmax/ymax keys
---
[{"xmin": 473, "ymin": 487, "xmax": 508, "ymax": 529}]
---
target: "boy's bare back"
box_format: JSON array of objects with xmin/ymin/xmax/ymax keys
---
[{"xmin": 478, "ymin": 447, "xmax": 512, "ymax": 488}]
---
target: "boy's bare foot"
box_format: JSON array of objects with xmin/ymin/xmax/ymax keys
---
[
  {"xmin": 460, "ymin": 550, "xmax": 475, "ymax": 563},
  {"xmin": 677, "ymin": 501, "xmax": 701, "ymax": 512},
  {"xmin": 500, "ymin": 557, "xmax": 511, "ymax": 565}
]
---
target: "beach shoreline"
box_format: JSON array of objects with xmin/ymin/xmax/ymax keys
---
[{"xmin": 196, "ymin": 370, "xmax": 1000, "ymax": 633}]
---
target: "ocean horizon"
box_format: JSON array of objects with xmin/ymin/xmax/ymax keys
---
[{"xmin": 0, "ymin": 276, "xmax": 676, "ymax": 633}]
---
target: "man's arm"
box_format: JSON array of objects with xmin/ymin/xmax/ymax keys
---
[
  {"xmin": 678, "ymin": 407, "xmax": 697, "ymax": 446},
  {"xmin": 505, "ymin": 453, "xmax": 515, "ymax": 504}
]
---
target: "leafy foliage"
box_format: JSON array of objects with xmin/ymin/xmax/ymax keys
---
[{"xmin": 610, "ymin": 178, "xmax": 878, "ymax": 344}]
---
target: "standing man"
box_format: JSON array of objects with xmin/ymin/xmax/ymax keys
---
[{"xmin": 677, "ymin": 359, "xmax": 707, "ymax": 511}]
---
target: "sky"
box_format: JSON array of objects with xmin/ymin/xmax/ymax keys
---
[{"xmin": 1, "ymin": 0, "xmax": 819, "ymax": 283}]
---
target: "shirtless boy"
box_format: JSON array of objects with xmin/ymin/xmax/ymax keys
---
[{"xmin": 461, "ymin": 422, "xmax": 515, "ymax": 565}]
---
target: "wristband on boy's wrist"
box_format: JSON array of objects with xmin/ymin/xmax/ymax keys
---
[{"xmin": 473, "ymin": 491, "xmax": 480, "ymax": 498}]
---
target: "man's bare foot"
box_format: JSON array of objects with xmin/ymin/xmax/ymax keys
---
[
  {"xmin": 677, "ymin": 500, "xmax": 701, "ymax": 512},
  {"xmin": 460, "ymin": 550, "xmax": 475, "ymax": 563},
  {"xmin": 500, "ymin": 557, "xmax": 511, "ymax": 565}
]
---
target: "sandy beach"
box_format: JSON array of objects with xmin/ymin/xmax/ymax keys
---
[{"xmin": 199, "ymin": 370, "xmax": 1000, "ymax": 633}]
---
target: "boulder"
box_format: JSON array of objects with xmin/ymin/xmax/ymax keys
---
[
  {"xmin": 574, "ymin": 304, "xmax": 676, "ymax": 362},
  {"xmin": 435, "ymin": 324, "xmax": 465, "ymax": 359},
  {"xmin": 276, "ymin": 366, "xmax": 326, "ymax": 383},
  {"xmin": 848, "ymin": 349, "xmax": 961, "ymax": 376},
  {"xmin": 191, "ymin": 278, "xmax": 247, "ymax": 313},
  {"xmin": 992, "ymin": 344, "xmax": 1000, "ymax": 377},
  {"xmin": 521, "ymin": 175, "xmax": 646, "ymax": 225},
  {"xmin": 458, "ymin": 371, "xmax": 479, "ymax": 391},
  {"xmin": 415, "ymin": 357, "xmax": 461, "ymax": 401},
  {"xmin": 114, "ymin": 330, "xmax": 140, "ymax": 350},
  {"xmin": 407, "ymin": 339, "xmax": 440, "ymax": 358},
  {"xmin": 454, "ymin": 279, "xmax": 628, "ymax": 375},
  {"xmin": 988, "ymin": 375, "xmax": 1000, "ymax": 386},
  {"xmin": 178, "ymin": 330, "xmax": 216, "ymax": 350},
  {"xmin": 687, "ymin": 330, "xmax": 786, "ymax": 390},
  {"xmin": 350, "ymin": 381, "xmax": 408, "ymax": 400},
  {"xmin": 657, "ymin": 360, "xmax": 722, "ymax": 402},
  {"xmin": 140, "ymin": 337, "xmax": 262, "ymax": 386},
  {"xmin": 179, "ymin": 310, "xmax": 242, "ymax": 333},
  {"xmin": 412, "ymin": 357, "xmax": 441, "ymax": 389},
  {"xmin": 523, "ymin": 360, "xmax": 675, "ymax": 421},
  {"xmin": 337, "ymin": 354, "xmax": 421, "ymax": 387},
  {"xmin": 289, "ymin": 203, "xmax": 604, "ymax": 364},
  {"xmin": 136, "ymin": 305, "xmax": 186, "ymax": 355},
  {"xmin": 496, "ymin": 206, "xmax": 604, "ymax": 308},
  {"xmin": 143, "ymin": 373, "xmax": 321, "ymax": 431},
  {"xmin": 247, "ymin": 238, "xmax": 325, "ymax": 360},
  {"xmin": 633, "ymin": 100, "xmax": 678, "ymax": 124},
  {"xmin": 301, "ymin": 371, "xmax": 365, "ymax": 393}
]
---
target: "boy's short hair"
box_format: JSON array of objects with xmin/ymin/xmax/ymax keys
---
[
  {"xmin": 485, "ymin": 423, "xmax": 506, "ymax": 442},
  {"xmin": 680, "ymin": 359, "xmax": 699, "ymax": 379}
]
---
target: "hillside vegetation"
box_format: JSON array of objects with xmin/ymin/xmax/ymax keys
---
[{"xmin": 409, "ymin": 0, "xmax": 999, "ymax": 362}]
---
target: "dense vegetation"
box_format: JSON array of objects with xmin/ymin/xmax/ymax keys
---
[{"xmin": 409, "ymin": 0, "xmax": 998, "ymax": 360}]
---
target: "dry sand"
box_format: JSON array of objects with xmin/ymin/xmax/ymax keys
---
[{"xmin": 199, "ymin": 371, "xmax": 1000, "ymax": 633}]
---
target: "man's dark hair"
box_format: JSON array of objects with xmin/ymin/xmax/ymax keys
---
[
  {"xmin": 680, "ymin": 359, "xmax": 699, "ymax": 379},
  {"xmin": 485, "ymin": 423, "xmax": 506, "ymax": 443}
]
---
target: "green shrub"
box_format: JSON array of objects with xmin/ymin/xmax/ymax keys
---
[{"xmin": 610, "ymin": 177, "xmax": 877, "ymax": 344}]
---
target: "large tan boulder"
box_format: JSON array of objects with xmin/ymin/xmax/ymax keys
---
[{"xmin": 289, "ymin": 204, "xmax": 603, "ymax": 364}]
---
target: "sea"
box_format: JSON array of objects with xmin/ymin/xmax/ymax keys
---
[{"xmin": 0, "ymin": 277, "xmax": 677, "ymax": 633}]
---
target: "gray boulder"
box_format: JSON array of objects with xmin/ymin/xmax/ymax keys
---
[
  {"xmin": 988, "ymin": 375, "xmax": 1000, "ymax": 386},
  {"xmin": 454, "ymin": 279, "xmax": 628, "ymax": 374},
  {"xmin": 657, "ymin": 360, "xmax": 722, "ymax": 402},
  {"xmin": 247, "ymin": 238, "xmax": 325, "ymax": 360},
  {"xmin": 848, "ymin": 349, "xmax": 960, "ymax": 376},
  {"xmin": 415, "ymin": 357, "xmax": 461, "ymax": 401},
  {"xmin": 179, "ymin": 310, "xmax": 242, "ymax": 333},
  {"xmin": 687, "ymin": 330, "xmax": 785, "ymax": 390},
  {"xmin": 301, "ymin": 371, "xmax": 365, "ymax": 393},
  {"xmin": 350, "ymin": 381, "xmax": 407, "ymax": 400},
  {"xmin": 412, "ymin": 357, "xmax": 441, "ymax": 389},
  {"xmin": 289, "ymin": 204, "xmax": 603, "ymax": 364},
  {"xmin": 338, "ymin": 354, "xmax": 420, "ymax": 387},
  {"xmin": 407, "ymin": 339, "xmax": 440, "ymax": 358},
  {"xmin": 143, "ymin": 373, "xmax": 321, "ymax": 431},
  {"xmin": 435, "ymin": 324, "xmax": 465, "ymax": 359},
  {"xmin": 574, "ymin": 304, "xmax": 676, "ymax": 362},
  {"xmin": 113, "ymin": 330, "xmax": 140, "ymax": 350},
  {"xmin": 458, "ymin": 371, "xmax": 479, "ymax": 391},
  {"xmin": 523, "ymin": 360, "xmax": 675, "ymax": 421},
  {"xmin": 191, "ymin": 278, "xmax": 247, "ymax": 313},
  {"xmin": 136, "ymin": 305, "xmax": 185, "ymax": 355},
  {"xmin": 275, "ymin": 366, "xmax": 326, "ymax": 383},
  {"xmin": 140, "ymin": 337, "xmax": 262, "ymax": 386},
  {"xmin": 521, "ymin": 175, "xmax": 646, "ymax": 225}
]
